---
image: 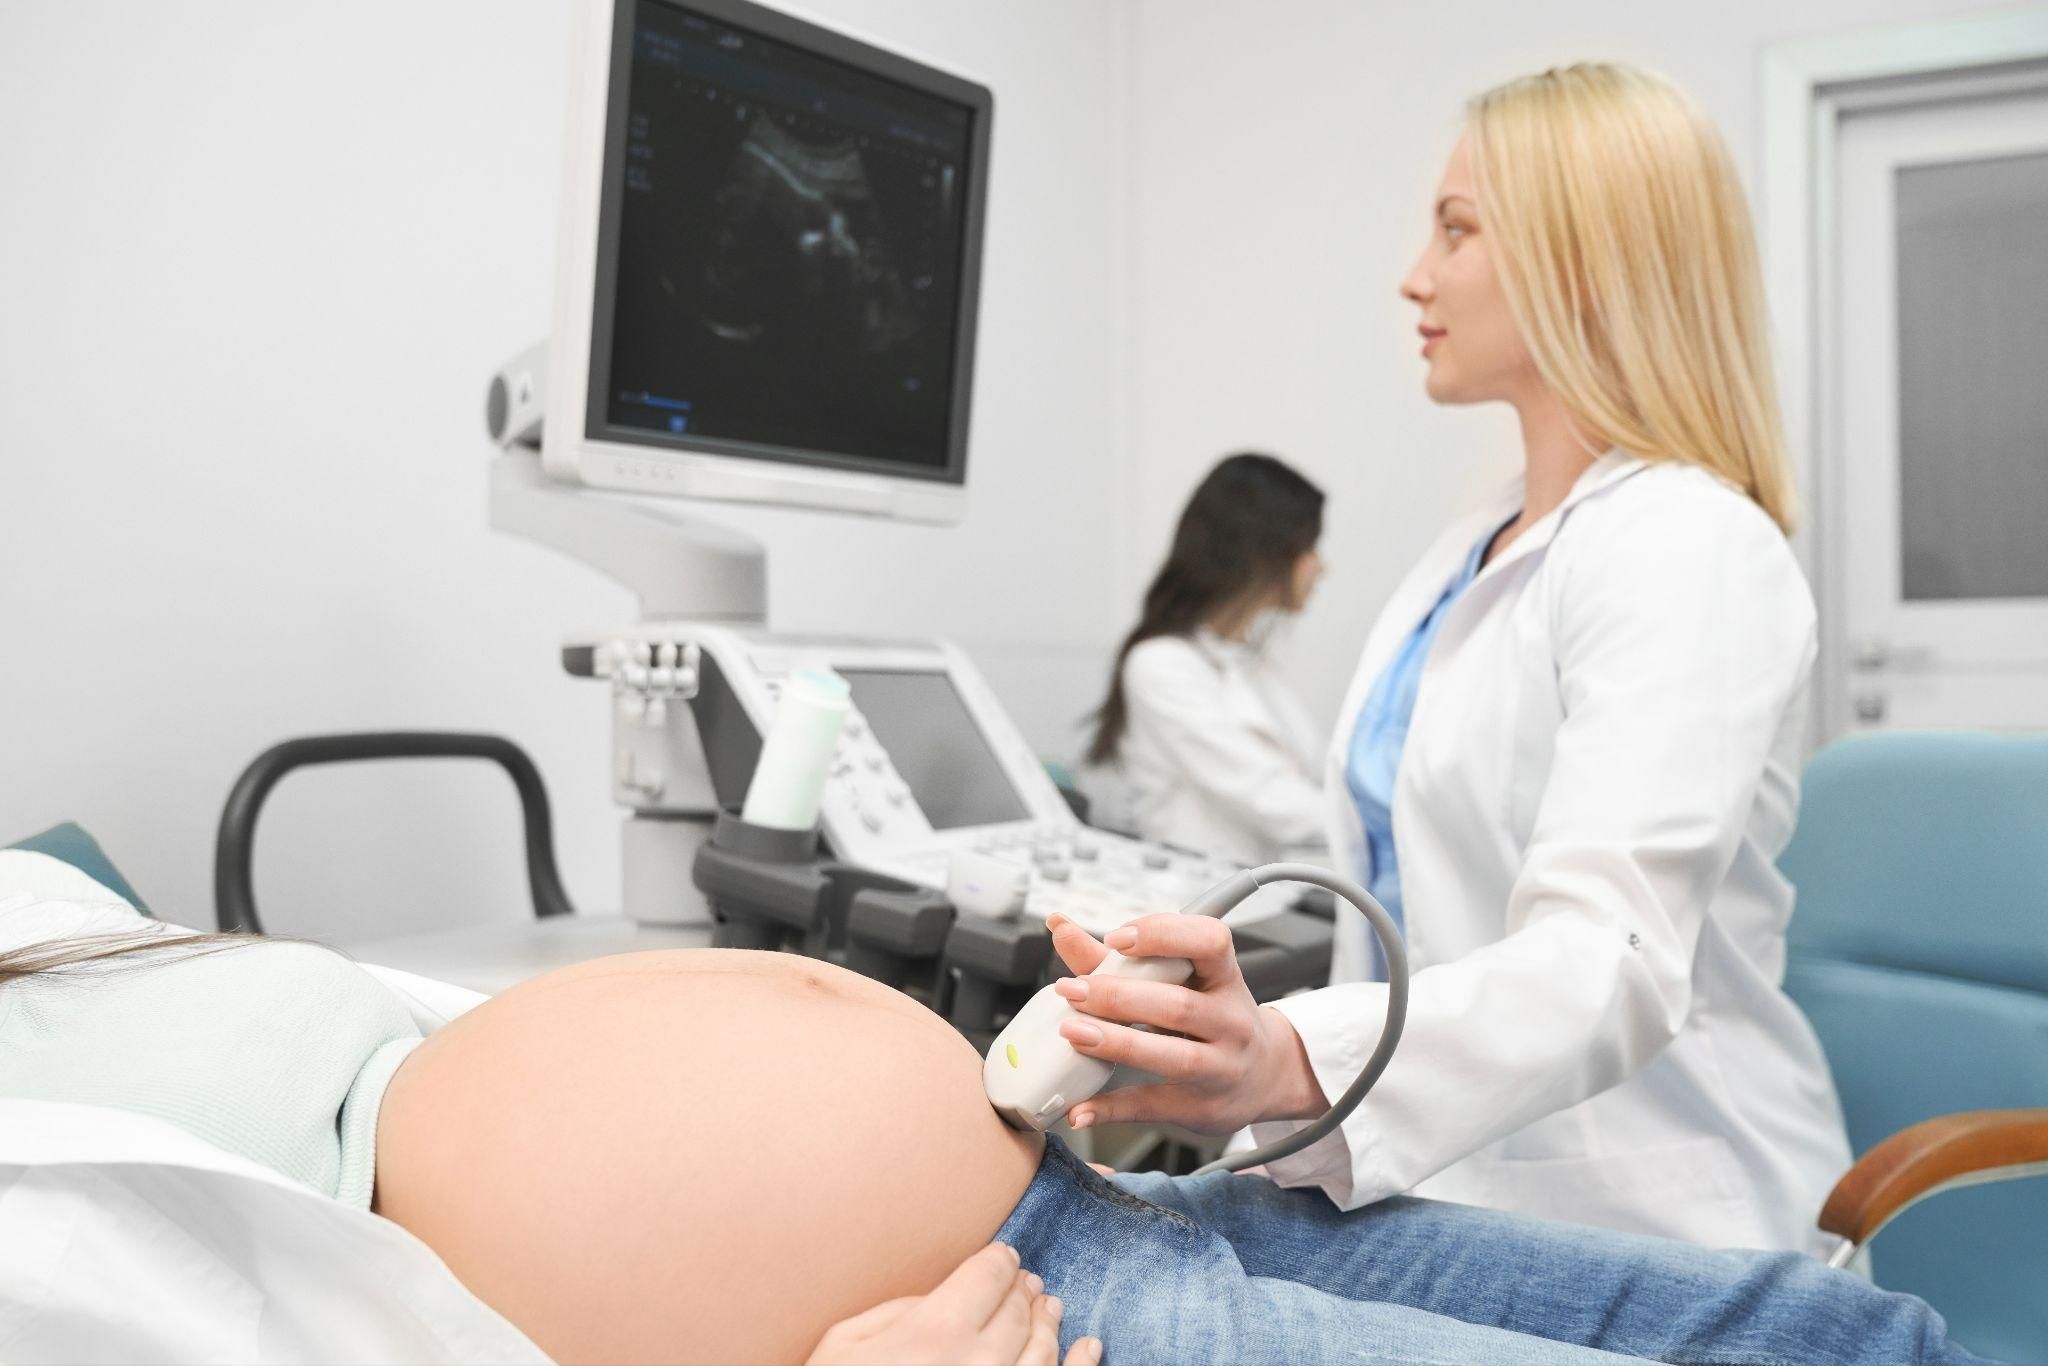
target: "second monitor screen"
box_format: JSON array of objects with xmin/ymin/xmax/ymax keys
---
[
  {"xmin": 599, "ymin": 0, "xmax": 975, "ymax": 474},
  {"xmin": 839, "ymin": 669, "xmax": 1028, "ymax": 831}
]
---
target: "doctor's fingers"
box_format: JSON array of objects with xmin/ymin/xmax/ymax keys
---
[
  {"xmin": 1055, "ymin": 1015, "xmax": 1239, "ymax": 1094},
  {"xmin": 1045, "ymin": 914, "xmax": 1108, "ymax": 976},
  {"xmin": 1104, "ymin": 914, "xmax": 1243, "ymax": 986},
  {"xmin": 1066, "ymin": 1077, "xmax": 1217, "ymax": 1133},
  {"xmin": 1052, "ymin": 973, "xmax": 1248, "ymax": 1045}
]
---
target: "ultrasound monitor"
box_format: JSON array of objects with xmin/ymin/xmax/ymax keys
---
[{"xmin": 543, "ymin": 0, "xmax": 993, "ymax": 521}]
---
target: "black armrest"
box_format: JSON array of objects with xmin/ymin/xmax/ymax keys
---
[{"xmin": 215, "ymin": 732, "xmax": 576, "ymax": 933}]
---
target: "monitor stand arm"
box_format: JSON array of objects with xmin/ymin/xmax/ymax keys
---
[
  {"xmin": 488, "ymin": 449, "xmax": 767, "ymax": 622},
  {"xmin": 488, "ymin": 446, "xmax": 770, "ymax": 927}
]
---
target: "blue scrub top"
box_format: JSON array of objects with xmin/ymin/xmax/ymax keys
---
[{"xmin": 1344, "ymin": 524, "xmax": 1503, "ymax": 972}]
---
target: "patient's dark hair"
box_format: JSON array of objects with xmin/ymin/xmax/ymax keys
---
[
  {"xmin": 1086, "ymin": 452, "xmax": 1324, "ymax": 765},
  {"xmin": 0, "ymin": 928, "xmax": 271, "ymax": 988}
]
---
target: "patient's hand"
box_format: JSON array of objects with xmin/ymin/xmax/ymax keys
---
[{"xmin": 806, "ymin": 1243, "xmax": 1101, "ymax": 1366}]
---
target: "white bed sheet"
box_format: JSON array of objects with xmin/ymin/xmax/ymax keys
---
[
  {"xmin": 0, "ymin": 850, "xmax": 548, "ymax": 1364},
  {"xmin": 0, "ymin": 1099, "xmax": 549, "ymax": 1365}
]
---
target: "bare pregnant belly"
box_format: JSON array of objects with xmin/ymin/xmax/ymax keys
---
[{"xmin": 374, "ymin": 951, "xmax": 1044, "ymax": 1364}]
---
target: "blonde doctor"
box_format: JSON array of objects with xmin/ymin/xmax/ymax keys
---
[{"xmin": 1042, "ymin": 63, "xmax": 1853, "ymax": 1255}]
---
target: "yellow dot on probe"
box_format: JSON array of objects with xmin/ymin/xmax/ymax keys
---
[{"xmin": 1005, "ymin": 1043, "xmax": 1020, "ymax": 1069}]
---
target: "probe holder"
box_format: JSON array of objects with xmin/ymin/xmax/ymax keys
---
[
  {"xmin": 691, "ymin": 810, "xmax": 955, "ymax": 999},
  {"xmin": 692, "ymin": 811, "xmax": 832, "ymax": 954},
  {"xmin": 940, "ymin": 914, "xmax": 1054, "ymax": 1048}
]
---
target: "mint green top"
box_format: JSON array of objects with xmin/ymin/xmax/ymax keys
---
[{"xmin": 0, "ymin": 891, "xmax": 421, "ymax": 1208}]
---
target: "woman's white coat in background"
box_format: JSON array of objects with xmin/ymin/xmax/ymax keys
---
[
  {"xmin": 1105, "ymin": 629, "xmax": 1326, "ymax": 866},
  {"xmin": 1247, "ymin": 452, "xmax": 1853, "ymax": 1255}
]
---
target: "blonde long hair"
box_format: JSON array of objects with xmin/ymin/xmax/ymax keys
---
[{"xmin": 1467, "ymin": 63, "xmax": 1797, "ymax": 533}]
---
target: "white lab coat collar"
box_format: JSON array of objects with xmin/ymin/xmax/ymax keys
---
[
  {"xmin": 1326, "ymin": 449, "xmax": 1648, "ymax": 771},
  {"xmin": 1189, "ymin": 625, "xmax": 1257, "ymax": 665},
  {"xmin": 1470, "ymin": 448, "xmax": 1649, "ymax": 590}
]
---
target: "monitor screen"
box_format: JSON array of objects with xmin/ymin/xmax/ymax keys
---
[
  {"xmin": 838, "ymin": 668, "xmax": 1028, "ymax": 830},
  {"xmin": 587, "ymin": 0, "xmax": 987, "ymax": 482}
]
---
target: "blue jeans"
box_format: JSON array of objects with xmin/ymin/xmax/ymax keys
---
[{"xmin": 995, "ymin": 1137, "xmax": 1989, "ymax": 1365}]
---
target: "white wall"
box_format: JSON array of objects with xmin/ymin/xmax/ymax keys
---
[
  {"xmin": 0, "ymin": 0, "xmax": 1128, "ymax": 940},
  {"xmin": 2, "ymin": 0, "xmax": 2007, "ymax": 942},
  {"xmin": 1119, "ymin": 0, "xmax": 2007, "ymax": 738}
]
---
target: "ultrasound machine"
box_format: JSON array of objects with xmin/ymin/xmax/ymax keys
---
[{"xmin": 485, "ymin": 0, "xmax": 1332, "ymax": 1041}]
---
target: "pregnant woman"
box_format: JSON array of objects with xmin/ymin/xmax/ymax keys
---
[{"xmin": 1, "ymin": 872, "xmax": 1985, "ymax": 1365}]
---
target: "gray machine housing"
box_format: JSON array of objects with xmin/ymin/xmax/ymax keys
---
[{"xmin": 485, "ymin": 377, "xmax": 1333, "ymax": 1048}]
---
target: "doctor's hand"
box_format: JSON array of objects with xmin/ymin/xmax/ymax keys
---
[
  {"xmin": 804, "ymin": 1243, "xmax": 1102, "ymax": 1366},
  {"xmin": 1045, "ymin": 912, "xmax": 1327, "ymax": 1134}
]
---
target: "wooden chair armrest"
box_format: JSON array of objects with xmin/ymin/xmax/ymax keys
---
[{"xmin": 1821, "ymin": 1109, "xmax": 2048, "ymax": 1248}]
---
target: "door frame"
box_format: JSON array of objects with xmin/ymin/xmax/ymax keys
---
[{"xmin": 1762, "ymin": 11, "xmax": 2048, "ymax": 742}]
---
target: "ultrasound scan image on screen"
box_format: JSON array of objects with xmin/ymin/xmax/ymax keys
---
[
  {"xmin": 597, "ymin": 1, "xmax": 975, "ymax": 472},
  {"xmin": 839, "ymin": 669, "xmax": 1028, "ymax": 830}
]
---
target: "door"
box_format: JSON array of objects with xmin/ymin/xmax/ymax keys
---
[{"xmin": 1831, "ymin": 87, "xmax": 2048, "ymax": 733}]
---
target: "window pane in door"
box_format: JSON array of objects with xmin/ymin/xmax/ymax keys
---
[{"xmin": 1895, "ymin": 149, "xmax": 2048, "ymax": 601}]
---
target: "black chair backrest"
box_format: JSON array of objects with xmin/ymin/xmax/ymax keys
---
[{"xmin": 215, "ymin": 732, "xmax": 575, "ymax": 933}]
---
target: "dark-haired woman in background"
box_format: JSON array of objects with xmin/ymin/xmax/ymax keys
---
[{"xmin": 1084, "ymin": 453, "xmax": 1328, "ymax": 866}]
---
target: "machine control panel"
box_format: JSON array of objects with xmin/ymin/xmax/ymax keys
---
[{"xmin": 584, "ymin": 624, "xmax": 1293, "ymax": 936}]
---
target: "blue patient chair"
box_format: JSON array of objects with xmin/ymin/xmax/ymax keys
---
[{"xmin": 1780, "ymin": 732, "xmax": 2048, "ymax": 1363}]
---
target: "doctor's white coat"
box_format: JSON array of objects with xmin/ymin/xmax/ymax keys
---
[
  {"xmin": 1111, "ymin": 629, "xmax": 1326, "ymax": 866},
  {"xmin": 1249, "ymin": 452, "xmax": 1852, "ymax": 1254}
]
